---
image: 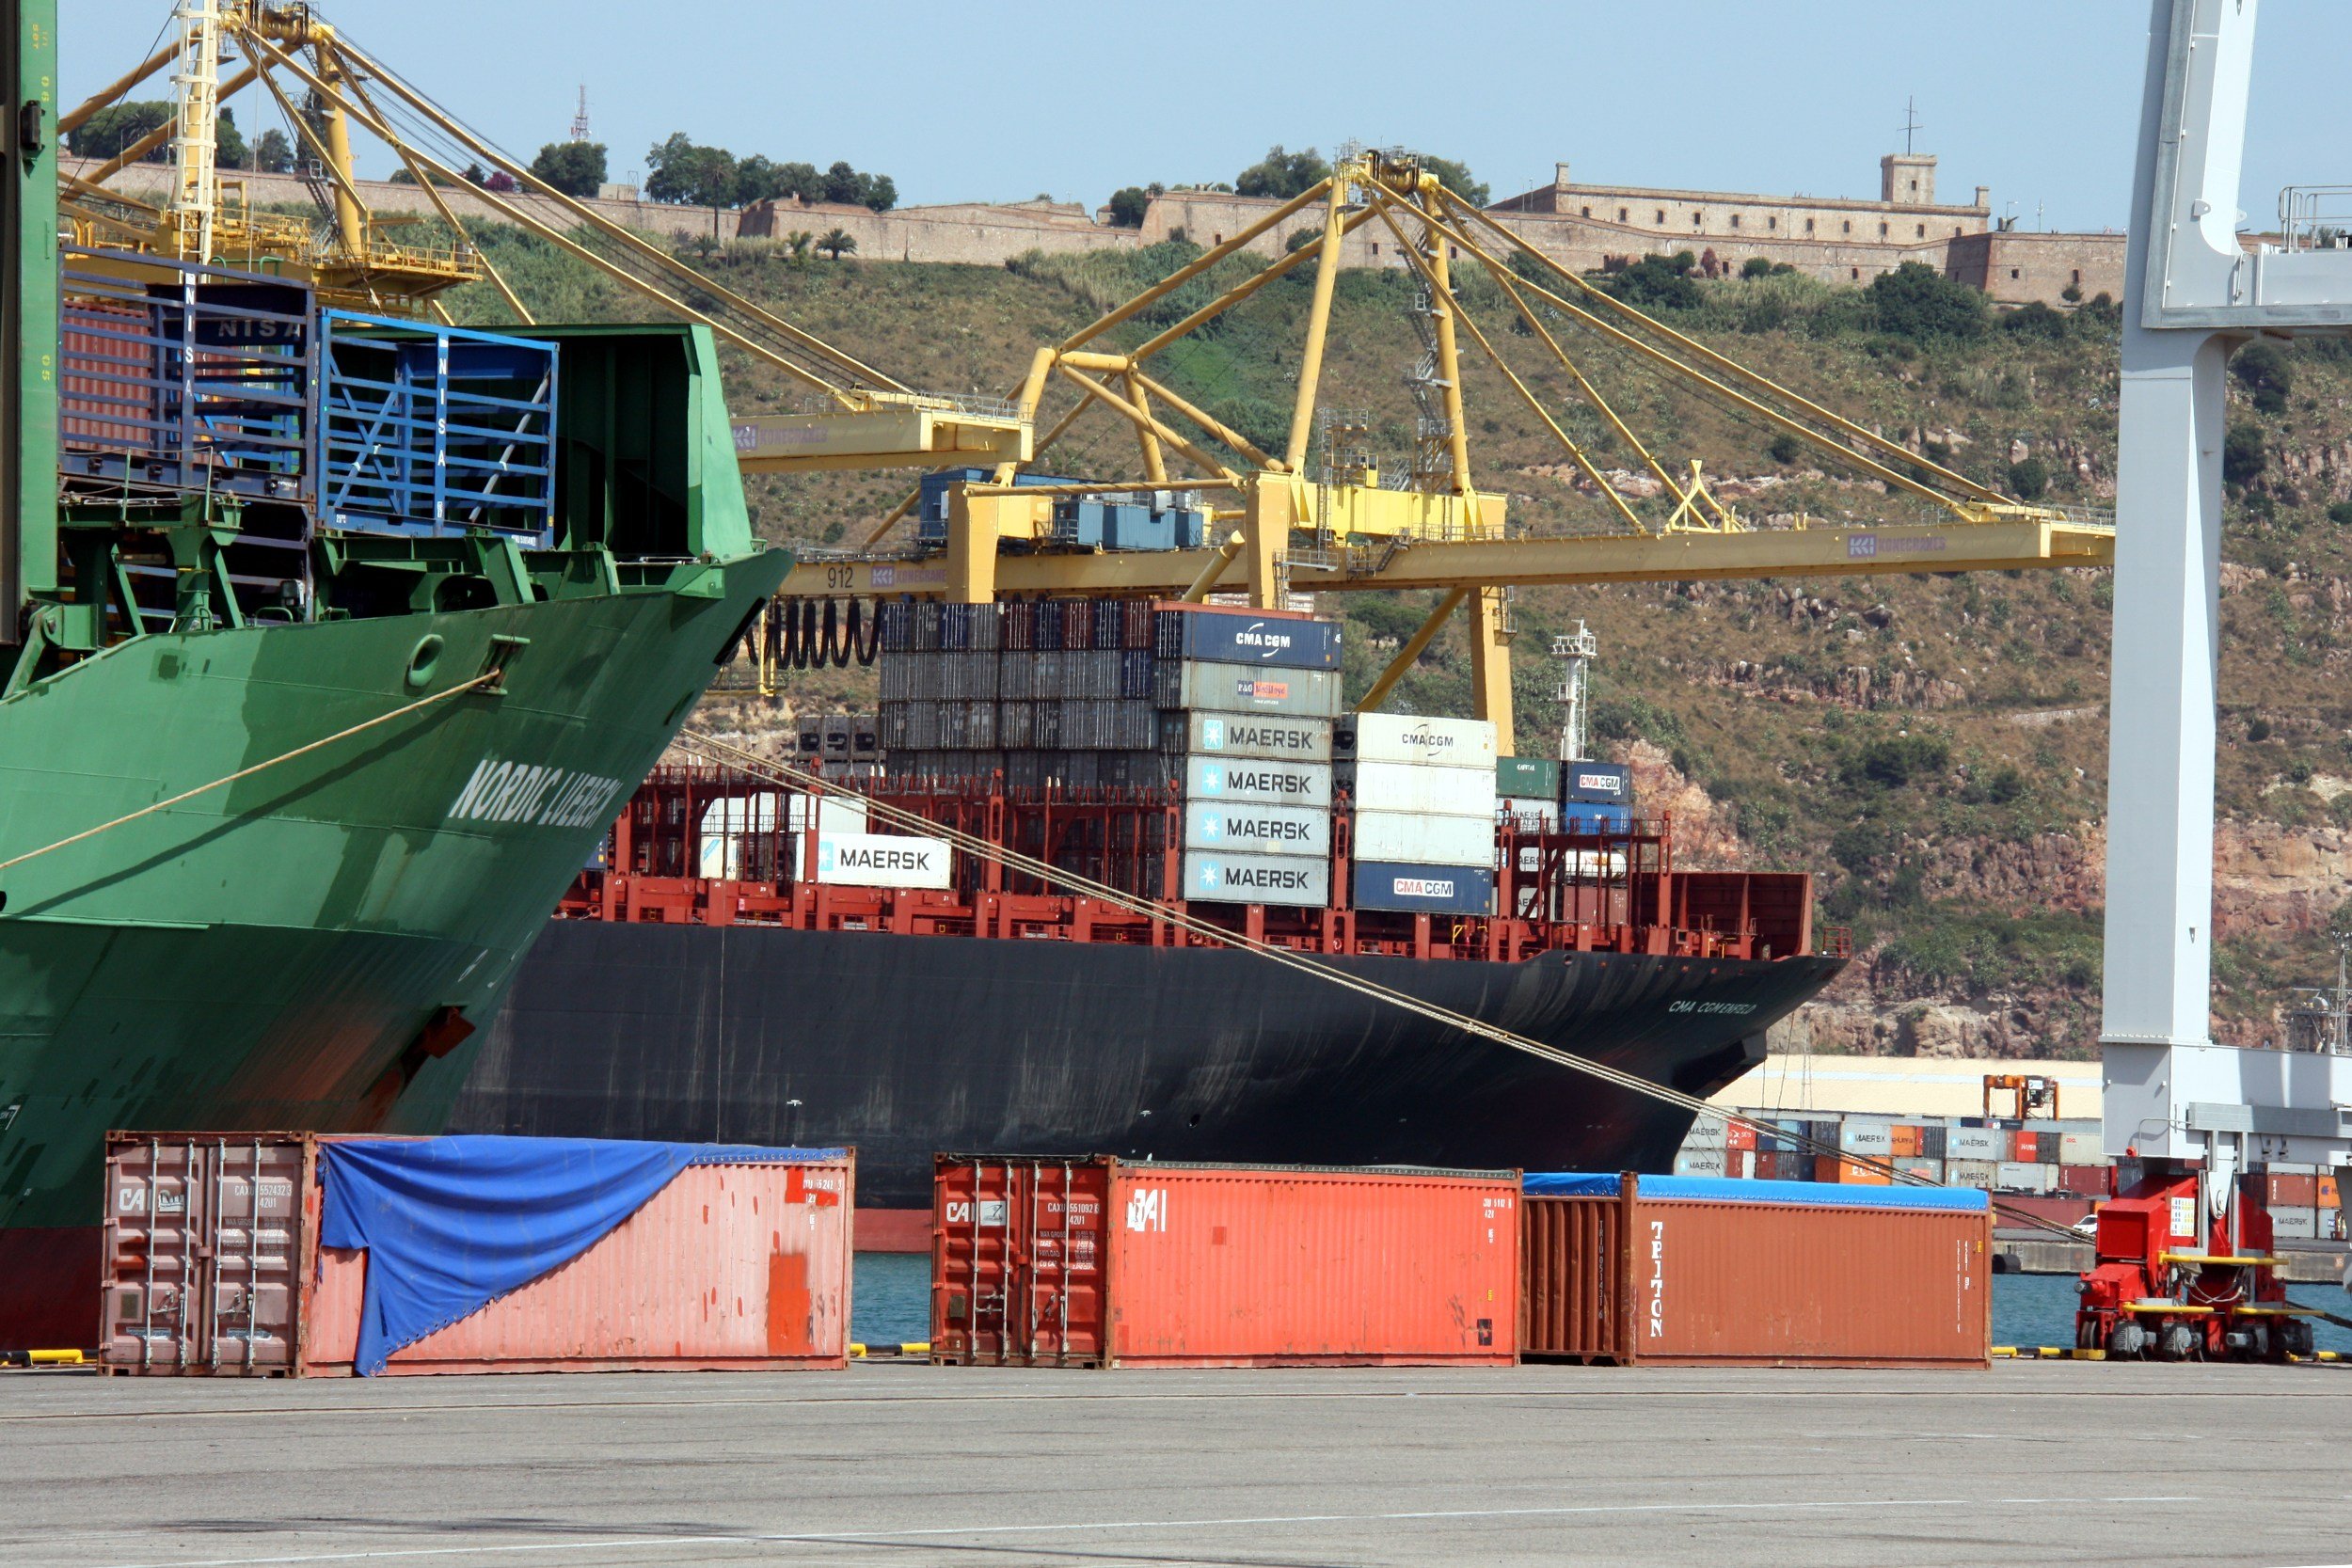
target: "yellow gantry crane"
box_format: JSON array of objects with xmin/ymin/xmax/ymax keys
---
[
  {"xmin": 784, "ymin": 150, "xmax": 2113, "ymax": 742},
  {"xmin": 61, "ymin": 2, "xmax": 1029, "ymax": 474}
]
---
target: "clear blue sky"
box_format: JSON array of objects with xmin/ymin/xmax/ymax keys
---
[{"xmin": 62, "ymin": 2, "xmax": 2350, "ymax": 231}]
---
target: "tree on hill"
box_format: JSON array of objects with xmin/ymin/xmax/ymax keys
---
[
  {"xmin": 252, "ymin": 128, "xmax": 294, "ymax": 175},
  {"xmin": 1235, "ymin": 145, "xmax": 1328, "ymax": 199},
  {"xmin": 2233, "ymin": 341, "xmax": 2294, "ymax": 415},
  {"xmin": 1415, "ymin": 154, "xmax": 1487, "ymax": 208},
  {"xmin": 1601, "ymin": 251, "xmax": 1703, "ymax": 311},
  {"xmin": 739, "ymin": 156, "xmax": 822, "ymax": 204},
  {"xmin": 820, "ymin": 160, "xmax": 896, "ymax": 212},
  {"xmin": 1106, "ymin": 184, "xmax": 1158, "ymax": 228},
  {"xmin": 530, "ymin": 140, "xmax": 607, "ymax": 198},
  {"xmin": 1867, "ymin": 261, "xmax": 1987, "ymax": 343},
  {"xmin": 215, "ymin": 107, "xmax": 246, "ymax": 168},
  {"xmin": 68, "ymin": 100, "xmax": 173, "ymax": 162},
  {"xmin": 645, "ymin": 133, "xmax": 739, "ymax": 207},
  {"xmin": 817, "ymin": 228, "xmax": 857, "ymax": 260}
]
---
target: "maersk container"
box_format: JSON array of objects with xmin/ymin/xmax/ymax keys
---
[
  {"xmin": 1520, "ymin": 1173, "xmax": 1990, "ymax": 1367},
  {"xmin": 1672, "ymin": 1148, "xmax": 1727, "ymax": 1177},
  {"xmin": 931, "ymin": 1156, "xmax": 1519, "ymax": 1369},
  {"xmin": 1498, "ymin": 796, "xmax": 1560, "ymax": 832},
  {"xmin": 1338, "ymin": 713, "xmax": 1497, "ymax": 769},
  {"xmin": 1184, "ymin": 849, "xmax": 1330, "ymax": 907},
  {"xmin": 99, "ymin": 1132, "xmax": 853, "ymax": 1376},
  {"xmin": 1352, "ymin": 809, "xmax": 1495, "ymax": 868},
  {"xmin": 1170, "ymin": 710, "xmax": 1333, "ymax": 761},
  {"xmin": 1184, "ymin": 754, "xmax": 1334, "ymax": 807},
  {"xmin": 1838, "ymin": 1120, "xmax": 1895, "ymax": 1154},
  {"xmin": 1353, "ymin": 860, "xmax": 1497, "ymax": 916},
  {"xmin": 1947, "ymin": 1127, "xmax": 2003, "ymax": 1161},
  {"xmin": 1945, "ymin": 1158, "xmax": 1998, "ymax": 1190},
  {"xmin": 1154, "ymin": 658, "xmax": 1345, "ymax": 718},
  {"xmin": 1153, "ymin": 604, "xmax": 1343, "ymax": 670},
  {"xmin": 1340, "ymin": 759, "xmax": 1497, "ymax": 818},
  {"xmin": 1184, "ymin": 800, "xmax": 1332, "ymax": 856}
]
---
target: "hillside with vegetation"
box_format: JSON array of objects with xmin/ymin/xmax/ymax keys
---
[{"xmin": 442, "ymin": 222, "xmax": 2352, "ymax": 1061}]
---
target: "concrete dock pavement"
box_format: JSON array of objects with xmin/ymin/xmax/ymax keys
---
[{"xmin": 1, "ymin": 1361, "xmax": 2346, "ymax": 1567}]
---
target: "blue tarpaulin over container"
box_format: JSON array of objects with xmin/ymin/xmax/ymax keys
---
[
  {"xmin": 319, "ymin": 1135, "xmax": 846, "ymax": 1376},
  {"xmin": 1523, "ymin": 1172, "xmax": 1989, "ymax": 1212}
]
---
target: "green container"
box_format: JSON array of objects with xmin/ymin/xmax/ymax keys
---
[{"xmin": 1496, "ymin": 755, "xmax": 1562, "ymax": 800}]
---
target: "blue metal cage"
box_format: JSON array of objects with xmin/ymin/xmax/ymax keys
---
[{"xmin": 317, "ymin": 311, "xmax": 558, "ymax": 541}]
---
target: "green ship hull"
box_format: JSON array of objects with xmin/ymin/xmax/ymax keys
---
[{"xmin": 0, "ymin": 559, "xmax": 786, "ymax": 1344}]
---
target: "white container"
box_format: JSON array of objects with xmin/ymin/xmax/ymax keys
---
[
  {"xmin": 1180, "ymin": 711, "xmax": 1333, "ymax": 762},
  {"xmin": 2271, "ymin": 1205, "xmax": 2319, "ymax": 1241},
  {"xmin": 2058, "ymin": 1132, "xmax": 2106, "ymax": 1166},
  {"xmin": 1946, "ymin": 1159, "xmax": 1998, "ymax": 1189},
  {"xmin": 1183, "ymin": 850, "xmax": 1330, "ymax": 907},
  {"xmin": 1681, "ymin": 1118, "xmax": 1729, "ymax": 1151},
  {"xmin": 1672, "ymin": 1148, "xmax": 1728, "ymax": 1178},
  {"xmin": 1342, "ymin": 713, "xmax": 1498, "ymax": 769},
  {"xmin": 1184, "ymin": 755, "xmax": 1333, "ymax": 808},
  {"xmin": 1497, "ymin": 797, "xmax": 1559, "ymax": 831},
  {"xmin": 1946, "ymin": 1128, "xmax": 2003, "ymax": 1161},
  {"xmin": 815, "ymin": 832, "xmax": 953, "ymax": 889},
  {"xmin": 1343, "ymin": 759, "xmax": 1497, "ymax": 818},
  {"xmin": 1994, "ymin": 1162, "xmax": 2055, "ymax": 1195},
  {"xmin": 1351, "ymin": 810, "xmax": 1494, "ymax": 868},
  {"xmin": 1838, "ymin": 1121, "xmax": 1894, "ymax": 1154},
  {"xmin": 1184, "ymin": 800, "xmax": 1331, "ymax": 856}
]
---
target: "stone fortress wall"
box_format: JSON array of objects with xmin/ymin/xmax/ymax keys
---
[{"xmin": 72, "ymin": 150, "xmax": 2125, "ymax": 305}]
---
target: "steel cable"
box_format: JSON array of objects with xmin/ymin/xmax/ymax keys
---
[{"xmin": 674, "ymin": 726, "xmax": 2082, "ymax": 1241}]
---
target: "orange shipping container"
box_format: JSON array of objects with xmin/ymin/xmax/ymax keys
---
[
  {"xmin": 2268, "ymin": 1172, "xmax": 2319, "ymax": 1209},
  {"xmin": 2321, "ymin": 1175, "xmax": 2341, "ymax": 1209},
  {"xmin": 1521, "ymin": 1173, "xmax": 1991, "ymax": 1368},
  {"xmin": 1724, "ymin": 1122, "xmax": 1757, "ymax": 1152},
  {"xmin": 100, "ymin": 1132, "xmax": 853, "ymax": 1376},
  {"xmin": 1890, "ymin": 1125, "xmax": 1924, "ymax": 1158},
  {"xmin": 1815, "ymin": 1153, "xmax": 1893, "ymax": 1185},
  {"xmin": 931, "ymin": 1156, "xmax": 1518, "ymax": 1368}
]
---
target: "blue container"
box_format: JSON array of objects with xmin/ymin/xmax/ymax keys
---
[
  {"xmin": 1563, "ymin": 761, "xmax": 1632, "ymax": 805},
  {"xmin": 917, "ymin": 467, "xmax": 1075, "ymax": 544},
  {"xmin": 1156, "ymin": 607, "xmax": 1343, "ymax": 671},
  {"xmin": 1558, "ymin": 802, "xmax": 1631, "ymax": 834},
  {"xmin": 1353, "ymin": 861, "xmax": 1495, "ymax": 915}
]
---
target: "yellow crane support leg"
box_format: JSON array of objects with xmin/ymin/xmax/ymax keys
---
[
  {"xmin": 1241, "ymin": 481, "xmax": 1292, "ymax": 610},
  {"xmin": 945, "ymin": 489, "xmax": 999, "ymax": 605},
  {"xmin": 1469, "ymin": 586, "xmax": 1515, "ymax": 752}
]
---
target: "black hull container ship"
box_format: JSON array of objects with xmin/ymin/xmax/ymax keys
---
[{"xmin": 457, "ymin": 749, "xmax": 1847, "ymax": 1244}]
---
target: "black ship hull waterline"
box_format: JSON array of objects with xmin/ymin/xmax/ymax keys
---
[{"xmin": 455, "ymin": 921, "xmax": 1845, "ymax": 1212}]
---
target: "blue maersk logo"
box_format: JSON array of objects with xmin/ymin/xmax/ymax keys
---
[
  {"xmin": 1200, "ymin": 718, "xmax": 1225, "ymax": 751},
  {"xmin": 1199, "ymin": 763, "xmax": 1223, "ymax": 795},
  {"xmin": 1195, "ymin": 859, "xmax": 1223, "ymax": 893},
  {"xmin": 1194, "ymin": 807, "xmax": 1223, "ymax": 840}
]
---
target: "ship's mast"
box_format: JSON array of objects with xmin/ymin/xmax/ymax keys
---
[
  {"xmin": 1552, "ymin": 622, "xmax": 1597, "ymax": 764},
  {"xmin": 167, "ymin": 0, "xmax": 221, "ymax": 261}
]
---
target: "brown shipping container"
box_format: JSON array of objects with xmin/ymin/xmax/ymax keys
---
[
  {"xmin": 100, "ymin": 1132, "xmax": 853, "ymax": 1375},
  {"xmin": 931, "ymin": 1156, "xmax": 1518, "ymax": 1369},
  {"xmin": 2058, "ymin": 1164, "xmax": 2115, "ymax": 1197},
  {"xmin": 1522, "ymin": 1175, "xmax": 1991, "ymax": 1368},
  {"xmin": 2268, "ymin": 1172, "xmax": 2319, "ymax": 1209}
]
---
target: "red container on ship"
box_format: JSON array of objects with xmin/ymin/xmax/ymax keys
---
[
  {"xmin": 930, "ymin": 1156, "xmax": 1519, "ymax": 1369},
  {"xmin": 1521, "ymin": 1173, "xmax": 1991, "ymax": 1368},
  {"xmin": 97, "ymin": 1132, "xmax": 853, "ymax": 1376}
]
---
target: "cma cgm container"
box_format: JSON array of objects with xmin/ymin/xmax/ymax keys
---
[
  {"xmin": 100, "ymin": 1132, "xmax": 852, "ymax": 1376},
  {"xmin": 930, "ymin": 1156, "xmax": 1519, "ymax": 1368},
  {"xmin": 1521, "ymin": 1173, "xmax": 1990, "ymax": 1368}
]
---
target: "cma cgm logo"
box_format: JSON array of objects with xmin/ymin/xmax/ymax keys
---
[
  {"xmin": 1393, "ymin": 876, "xmax": 1456, "ymax": 898},
  {"xmin": 1233, "ymin": 622, "xmax": 1293, "ymax": 658},
  {"xmin": 1398, "ymin": 724, "xmax": 1455, "ymax": 753},
  {"xmin": 1125, "ymin": 1188, "xmax": 1168, "ymax": 1232}
]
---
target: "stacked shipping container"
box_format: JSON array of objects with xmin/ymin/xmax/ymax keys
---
[{"xmin": 1341, "ymin": 714, "xmax": 1500, "ymax": 915}]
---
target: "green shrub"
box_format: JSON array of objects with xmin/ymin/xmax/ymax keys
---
[
  {"xmin": 2008, "ymin": 454, "xmax": 2051, "ymax": 499},
  {"xmin": 1867, "ymin": 261, "xmax": 1987, "ymax": 343}
]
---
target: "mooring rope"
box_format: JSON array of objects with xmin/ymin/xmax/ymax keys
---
[
  {"xmin": 675, "ymin": 727, "xmax": 2086, "ymax": 1242},
  {"xmin": 0, "ymin": 670, "xmax": 500, "ymax": 880}
]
